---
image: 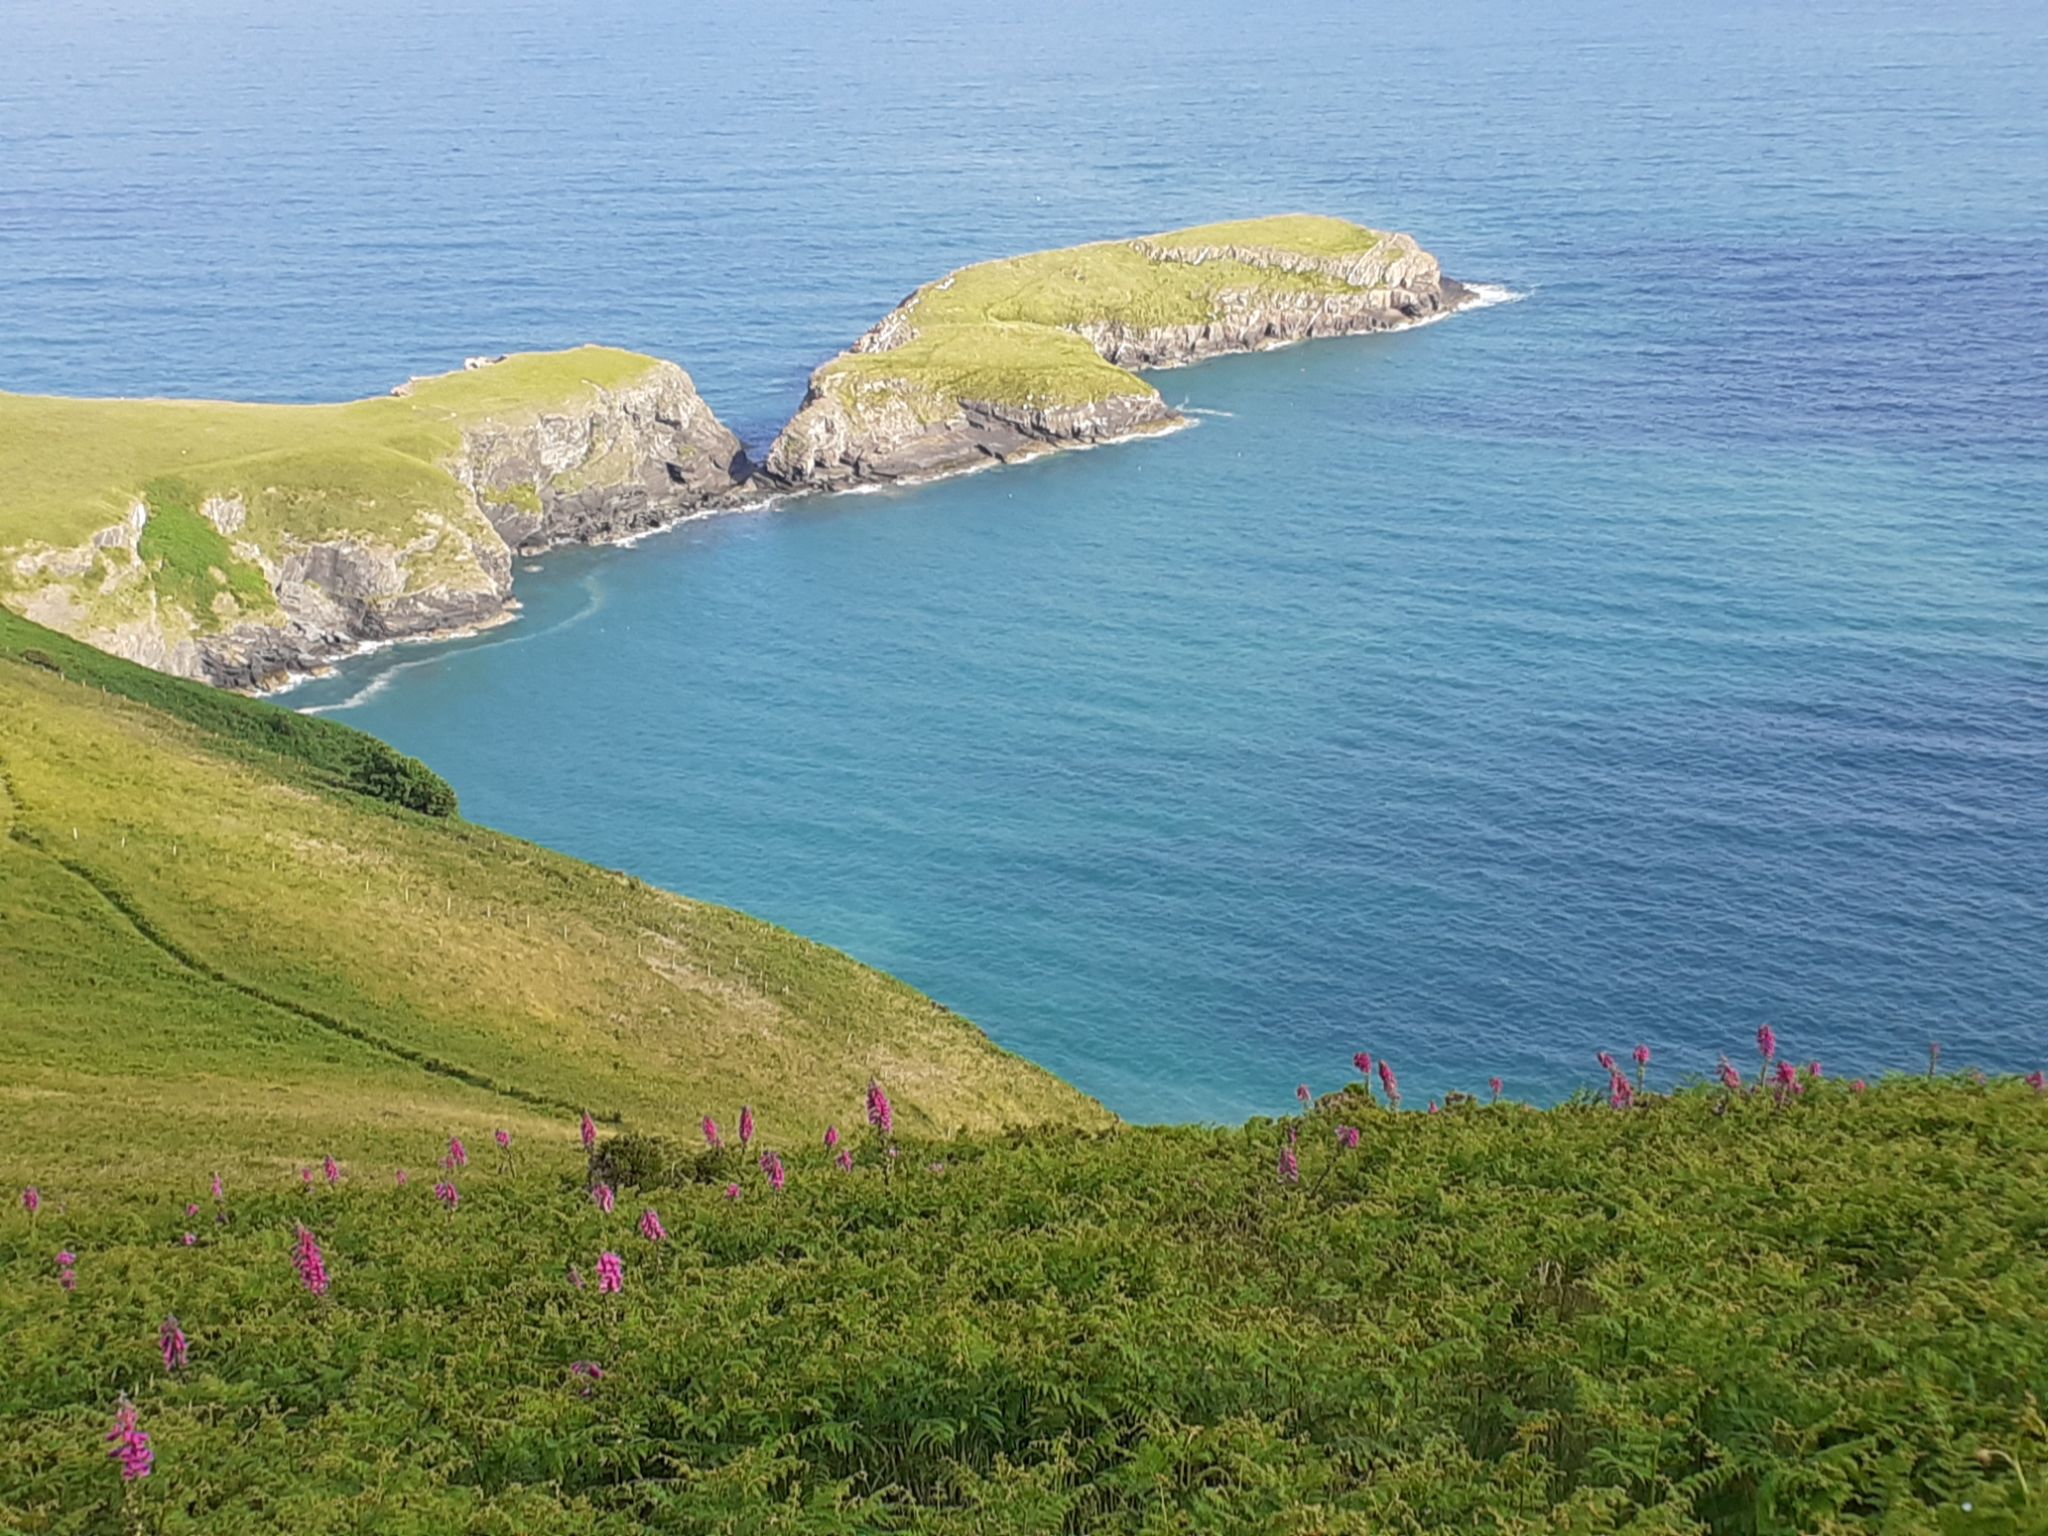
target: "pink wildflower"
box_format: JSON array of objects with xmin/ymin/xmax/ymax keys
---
[
  {"xmin": 495, "ymin": 1129, "xmax": 511, "ymax": 1151},
  {"xmin": 185, "ymin": 1202, "xmax": 199, "ymax": 1218},
  {"xmin": 300, "ymin": 1167, "xmax": 314, "ymax": 1188},
  {"xmin": 1806, "ymin": 1061, "xmax": 1822, "ymax": 1080},
  {"xmin": 106, "ymin": 1397, "xmax": 152, "ymax": 1482},
  {"xmin": 702, "ymin": 1116, "xmax": 722, "ymax": 1150},
  {"xmin": 1296, "ymin": 1084, "xmax": 1313, "ymax": 1109},
  {"xmin": 1609, "ymin": 1075, "xmax": 1634, "ymax": 1111},
  {"xmin": 1596, "ymin": 1051, "xmax": 1617, "ymax": 1075},
  {"xmin": 56, "ymin": 1250, "xmax": 77, "ymax": 1290},
  {"xmin": 1377, "ymin": 1059, "xmax": 1400, "ymax": 1108},
  {"xmin": 1852, "ymin": 1078, "xmax": 1869, "ymax": 1095},
  {"xmin": 724, "ymin": 1183, "xmax": 742, "ymax": 1200},
  {"xmin": 1775, "ymin": 1059, "xmax": 1799, "ymax": 1087},
  {"xmin": 637, "ymin": 1207, "xmax": 667, "ymax": 1243},
  {"xmin": 580, "ymin": 1111, "xmax": 598, "ymax": 1152},
  {"xmin": 1428, "ymin": 1100, "xmax": 1440, "ymax": 1114},
  {"xmin": 866, "ymin": 1081, "xmax": 893, "ymax": 1135},
  {"xmin": 739, "ymin": 1105, "xmax": 755, "ymax": 1147},
  {"xmin": 160, "ymin": 1317, "xmax": 188, "ymax": 1372},
  {"xmin": 21, "ymin": 1186, "xmax": 39, "ymax": 1218},
  {"xmin": 824, "ymin": 1125, "xmax": 840, "ymax": 1150},
  {"xmin": 293, "ymin": 1226, "xmax": 329, "ymax": 1296},
  {"xmin": 1353, "ymin": 1051, "xmax": 1372, "ymax": 1077},
  {"xmin": 1488, "ymin": 1076, "xmax": 1503, "ymax": 1102},
  {"xmin": 395, "ymin": 1168, "xmax": 408, "ymax": 1186},
  {"xmin": 211, "ymin": 1172, "xmax": 224, "ymax": 1202},
  {"xmin": 180, "ymin": 1232, "xmax": 195, "ymax": 1247},
  {"xmin": 323, "ymin": 1155, "xmax": 340, "ymax": 1187},
  {"xmin": 596, "ymin": 1251, "xmax": 623, "ymax": 1293},
  {"xmin": 1717, "ymin": 1057, "xmax": 1742, "ymax": 1092},
  {"xmin": 835, "ymin": 1150, "xmax": 854, "ymax": 1172},
  {"xmin": 1757, "ymin": 1024, "xmax": 1777, "ymax": 1061},
  {"xmin": 2026, "ymin": 1070, "xmax": 2045, "ymax": 1094},
  {"xmin": 591, "ymin": 1182, "xmax": 616, "ymax": 1214},
  {"xmin": 1633, "ymin": 1044, "xmax": 1651, "ymax": 1068},
  {"xmin": 444, "ymin": 1137, "xmax": 468, "ymax": 1170},
  {"xmin": 1336, "ymin": 1125, "xmax": 1361, "ymax": 1150},
  {"xmin": 434, "ymin": 1181, "xmax": 460, "ymax": 1211},
  {"xmin": 760, "ymin": 1151, "xmax": 786, "ymax": 1192},
  {"xmin": 1278, "ymin": 1142, "xmax": 1300, "ymax": 1185},
  {"xmin": 569, "ymin": 1360, "xmax": 604, "ymax": 1396}
]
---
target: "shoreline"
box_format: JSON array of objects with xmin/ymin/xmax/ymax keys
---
[{"xmin": 273, "ymin": 282, "xmax": 1518, "ymax": 706}]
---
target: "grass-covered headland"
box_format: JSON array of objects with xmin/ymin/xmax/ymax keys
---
[{"xmin": 4, "ymin": 1062, "xmax": 2045, "ymax": 1533}]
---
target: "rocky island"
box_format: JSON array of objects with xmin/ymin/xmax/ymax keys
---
[
  {"xmin": 0, "ymin": 216, "xmax": 1469, "ymax": 689},
  {"xmin": 757, "ymin": 214, "xmax": 1467, "ymax": 490},
  {"xmin": 0, "ymin": 347, "xmax": 747, "ymax": 687}
]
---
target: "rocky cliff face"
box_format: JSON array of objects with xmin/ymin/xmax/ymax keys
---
[
  {"xmin": 458, "ymin": 361, "xmax": 747, "ymax": 551},
  {"xmin": 2, "ymin": 353, "xmax": 748, "ymax": 690},
  {"xmin": 756, "ymin": 223, "xmax": 1466, "ymax": 494}
]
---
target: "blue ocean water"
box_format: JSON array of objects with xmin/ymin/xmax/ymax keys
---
[{"xmin": 4, "ymin": 0, "xmax": 2044, "ymax": 1120}]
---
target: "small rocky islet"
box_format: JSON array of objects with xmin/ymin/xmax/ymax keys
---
[{"xmin": 0, "ymin": 215, "xmax": 1470, "ymax": 689}]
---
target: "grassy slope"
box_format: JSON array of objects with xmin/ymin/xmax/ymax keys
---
[
  {"xmin": 2, "ymin": 1079, "xmax": 2043, "ymax": 1531},
  {"xmin": 0, "ymin": 623, "xmax": 1106, "ymax": 1191},
  {"xmin": 817, "ymin": 215, "xmax": 1399, "ymax": 412},
  {"xmin": 0, "ymin": 345, "xmax": 663, "ymax": 555}
]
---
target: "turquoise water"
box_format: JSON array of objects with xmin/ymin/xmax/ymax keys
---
[{"xmin": 5, "ymin": 1, "xmax": 2044, "ymax": 1119}]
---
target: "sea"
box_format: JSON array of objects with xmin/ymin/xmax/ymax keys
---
[{"xmin": 3, "ymin": 0, "xmax": 2043, "ymax": 1120}]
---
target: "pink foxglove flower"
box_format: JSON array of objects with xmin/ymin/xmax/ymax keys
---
[
  {"xmin": 1757, "ymin": 1024, "xmax": 1777, "ymax": 1061},
  {"xmin": 1806, "ymin": 1061, "xmax": 1822, "ymax": 1080},
  {"xmin": 2025, "ymin": 1070, "xmax": 2045, "ymax": 1094},
  {"xmin": 185, "ymin": 1203, "xmax": 199, "ymax": 1218},
  {"xmin": 106, "ymin": 1397, "xmax": 152, "ymax": 1482},
  {"xmin": 1609, "ymin": 1075, "xmax": 1634, "ymax": 1111},
  {"xmin": 1852, "ymin": 1078, "xmax": 1869, "ymax": 1095},
  {"xmin": 835, "ymin": 1150, "xmax": 854, "ymax": 1172},
  {"xmin": 637, "ymin": 1208, "xmax": 666, "ymax": 1243},
  {"xmin": 1278, "ymin": 1142, "xmax": 1300, "ymax": 1185},
  {"xmin": 434, "ymin": 1181, "xmax": 460, "ymax": 1211},
  {"xmin": 569, "ymin": 1360, "xmax": 604, "ymax": 1396},
  {"xmin": 739, "ymin": 1106, "xmax": 755, "ymax": 1147},
  {"xmin": 444, "ymin": 1137, "xmax": 468, "ymax": 1170},
  {"xmin": 494, "ymin": 1128, "xmax": 511, "ymax": 1150},
  {"xmin": 1336, "ymin": 1125, "xmax": 1361, "ymax": 1150},
  {"xmin": 1596, "ymin": 1051, "xmax": 1617, "ymax": 1075},
  {"xmin": 824, "ymin": 1125, "xmax": 840, "ymax": 1150},
  {"xmin": 180, "ymin": 1232, "xmax": 196, "ymax": 1247},
  {"xmin": 323, "ymin": 1155, "xmax": 340, "ymax": 1187},
  {"xmin": 1296, "ymin": 1084, "xmax": 1313, "ymax": 1108},
  {"xmin": 591, "ymin": 1182, "xmax": 616, "ymax": 1214},
  {"xmin": 1633, "ymin": 1044, "xmax": 1651, "ymax": 1068},
  {"xmin": 1488, "ymin": 1076, "xmax": 1503, "ymax": 1102},
  {"xmin": 21, "ymin": 1186, "xmax": 39, "ymax": 1218},
  {"xmin": 1377, "ymin": 1059, "xmax": 1400, "ymax": 1107},
  {"xmin": 723, "ymin": 1183, "xmax": 742, "ymax": 1200},
  {"xmin": 596, "ymin": 1251, "xmax": 623, "ymax": 1293},
  {"xmin": 293, "ymin": 1226, "xmax": 329, "ymax": 1296},
  {"xmin": 300, "ymin": 1167, "xmax": 314, "ymax": 1188},
  {"xmin": 1353, "ymin": 1051, "xmax": 1372, "ymax": 1077},
  {"xmin": 160, "ymin": 1317, "xmax": 188, "ymax": 1372},
  {"xmin": 760, "ymin": 1151, "xmax": 786, "ymax": 1192},
  {"xmin": 702, "ymin": 1116, "xmax": 722, "ymax": 1150},
  {"xmin": 1428, "ymin": 1100, "xmax": 1440, "ymax": 1115},
  {"xmin": 580, "ymin": 1111, "xmax": 598, "ymax": 1152},
  {"xmin": 56, "ymin": 1250, "xmax": 77, "ymax": 1291},
  {"xmin": 395, "ymin": 1168, "xmax": 408, "ymax": 1186},
  {"xmin": 866, "ymin": 1081, "xmax": 893, "ymax": 1135},
  {"xmin": 1717, "ymin": 1057, "xmax": 1742, "ymax": 1092},
  {"xmin": 211, "ymin": 1173, "xmax": 224, "ymax": 1202}
]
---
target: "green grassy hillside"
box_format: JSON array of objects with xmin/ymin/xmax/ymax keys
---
[
  {"xmin": 0, "ymin": 615, "xmax": 1107, "ymax": 1192},
  {"xmin": 3, "ymin": 1073, "xmax": 2043, "ymax": 1532}
]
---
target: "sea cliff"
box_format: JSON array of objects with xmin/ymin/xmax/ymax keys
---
[
  {"xmin": 756, "ymin": 214, "xmax": 1467, "ymax": 491},
  {"xmin": 0, "ymin": 347, "xmax": 747, "ymax": 689}
]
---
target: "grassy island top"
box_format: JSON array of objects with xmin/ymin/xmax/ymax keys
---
[
  {"xmin": 0, "ymin": 609, "xmax": 1106, "ymax": 1190},
  {"xmin": 0, "ymin": 346, "xmax": 666, "ymax": 556},
  {"xmin": 812, "ymin": 214, "xmax": 1414, "ymax": 413}
]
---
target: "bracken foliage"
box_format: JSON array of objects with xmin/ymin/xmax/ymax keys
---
[{"xmin": 3, "ymin": 1074, "xmax": 2044, "ymax": 1533}]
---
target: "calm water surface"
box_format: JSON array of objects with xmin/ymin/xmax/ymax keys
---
[{"xmin": 4, "ymin": 0, "xmax": 2043, "ymax": 1118}]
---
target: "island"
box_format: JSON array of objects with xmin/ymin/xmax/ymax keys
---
[
  {"xmin": 0, "ymin": 347, "xmax": 748, "ymax": 688},
  {"xmin": 757, "ymin": 214, "xmax": 1467, "ymax": 490},
  {"xmin": 0, "ymin": 216, "xmax": 1468, "ymax": 689}
]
